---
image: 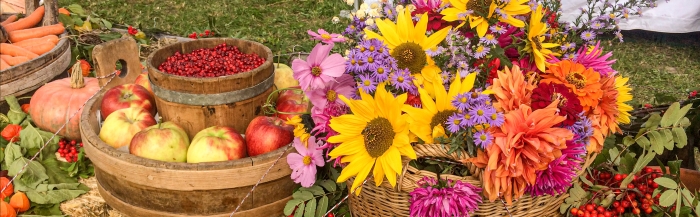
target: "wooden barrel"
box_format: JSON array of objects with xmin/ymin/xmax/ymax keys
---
[
  {"xmin": 79, "ymin": 90, "xmax": 296, "ymax": 216},
  {"xmin": 0, "ymin": 0, "xmax": 71, "ymax": 104},
  {"xmin": 146, "ymin": 38, "xmax": 275, "ymax": 138}
]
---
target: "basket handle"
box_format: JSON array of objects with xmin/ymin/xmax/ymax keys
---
[{"xmin": 92, "ymin": 37, "xmax": 143, "ymax": 91}]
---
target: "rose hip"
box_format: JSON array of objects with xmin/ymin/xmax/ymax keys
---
[{"xmin": 157, "ymin": 43, "xmax": 265, "ymax": 78}]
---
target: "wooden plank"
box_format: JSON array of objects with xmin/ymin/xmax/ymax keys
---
[
  {"xmin": 24, "ymin": 0, "xmax": 38, "ymax": 14},
  {"xmin": 92, "ymin": 37, "xmax": 142, "ymax": 90}
]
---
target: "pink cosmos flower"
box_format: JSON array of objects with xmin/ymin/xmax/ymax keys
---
[
  {"xmin": 308, "ymin": 29, "xmax": 346, "ymax": 44},
  {"xmin": 306, "ymin": 74, "xmax": 355, "ymax": 111},
  {"xmin": 292, "ymin": 43, "xmax": 346, "ymax": 91},
  {"xmin": 287, "ymin": 136, "xmax": 325, "ymax": 187}
]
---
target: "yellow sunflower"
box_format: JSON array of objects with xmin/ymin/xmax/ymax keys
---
[
  {"xmin": 441, "ymin": 0, "xmax": 530, "ymax": 37},
  {"xmin": 403, "ymin": 73, "xmax": 482, "ymax": 143},
  {"xmin": 525, "ymin": 5, "xmax": 559, "ymax": 72},
  {"xmin": 286, "ymin": 116, "xmax": 311, "ymax": 147},
  {"xmin": 328, "ymin": 83, "xmax": 416, "ymax": 195},
  {"xmin": 615, "ymin": 76, "xmax": 633, "ymax": 124},
  {"xmin": 365, "ymin": 9, "xmax": 451, "ymax": 97}
]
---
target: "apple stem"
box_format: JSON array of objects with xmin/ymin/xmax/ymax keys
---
[{"xmin": 158, "ymin": 116, "xmax": 163, "ymax": 129}]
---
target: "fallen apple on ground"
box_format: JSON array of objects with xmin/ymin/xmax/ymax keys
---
[
  {"xmin": 99, "ymin": 107, "xmax": 156, "ymax": 152},
  {"xmin": 130, "ymin": 121, "xmax": 190, "ymax": 162},
  {"xmin": 187, "ymin": 126, "xmax": 247, "ymax": 163},
  {"xmin": 100, "ymin": 84, "xmax": 156, "ymax": 120},
  {"xmin": 245, "ymin": 116, "xmax": 294, "ymax": 157}
]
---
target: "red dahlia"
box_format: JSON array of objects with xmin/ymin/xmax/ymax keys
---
[{"xmin": 531, "ymin": 82, "xmax": 582, "ymax": 126}]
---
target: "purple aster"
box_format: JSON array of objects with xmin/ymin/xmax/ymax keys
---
[
  {"xmin": 451, "ymin": 93, "xmax": 471, "ymax": 112},
  {"xmin": 374, "ymin": 64, "xmax": 391, "ymax": 82},
  {"xmin": 425, "ymin": 46, "xmax": 446, "ymax": 57},
  {"xmin": 590, "ymin": 21, "xmax": 604, "ymax": 29},
  {"xmin": 446, "ymin": 114, "xmax": 463, "ymax": 133},
  {"xmin": 384, "ymin": 4, "xmax": 397, "ymax": 20},
  {"xmin": 343, "ymin": 16, "xmax": 368, "ymax": 38},
  {"xmin": 390, "ymin": 68, "xmax": 415, "ymax": 94},
  {"xmin": 439, "ymin": 70, "xmax": 453, "ymax": 89},
  {"xmin": 489, "ymin": 24, "xmax": 507, "ymax": 34},
  {"xmin": 572, "ymin": 41, "xmax": 617, "ymax": 77},
  {"xmin": 409, "ymin": 177, "xmax": 482, "ymax": 217},
  {"xmin": 467, "ymin": 90, "xmax": 489, "ymax": 105},
  {"xmin": 473, "ymin": 130, "xmax": 493, "ymax": 148},
  {"xmin": 472, "ymin": 44, "xmax": 490, "ymax": 59},
  {"xmin": 345, "ymin": 49, "xmax": 364, "ymax": 73},
  {"xmin": 566, "ymin": 113, "xmax": 594, "ymax": 145},
  {"xmin": 526, "ymin": 140, "xmax": 585, "ymax": 196},
  {"xmin": 563, "ymin": 53, "xmax": 577, "ymax": 60},
  {"xmin": 358, "ymin": 74, "xmax": 377, "ymax": 94},
  {"xmin": 479, "ymin": 34, "xmax": 498, "ymax": 45},
  {"xmin": 460, "ymin": 111, "xmax": 477, "ymax": 127},
  {"xmin": 363, "ymin": 51, "xmax": 382, "ymax": 71},
  {"xmin": 487, "ymin": 111, "xmax": 504, "ymax": 127},
  {"xmin": 581, "ymin": 30, "xmax": 596, "ymax": 41},
  {"xmin": 468, "ymin": 103, "xmax": 494, "ymax": 125}
]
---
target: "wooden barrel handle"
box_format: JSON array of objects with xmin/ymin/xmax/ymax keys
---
[
  {"xmin": 42, "ymin": 0, "xmax": 59, "ymax": 26},
  {"xmin": 92, "ymin": 37, "xmax": 142, "ymax": 91}
]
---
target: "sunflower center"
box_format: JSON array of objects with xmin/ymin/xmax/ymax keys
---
[
  {"xmin": 321, "ymin": 34, "xmax": 332, "ymax": 40},
  {"xmin": 430, "ymin": 110, "xmax": 457, "ymax": 130},
  {"xmin": 466, "ymin": 0, "xmax": 493, "ymax": 16},
  {"xmin": 303, "ymin": 156, "xmax": 312, "ymax": 165},
  {"xmin": 533, "ymin": 38, "xmax": 543, "ymax": 50},
  {"xmin": 391, "ymin": 42, "xmax": 427, "ymax": 75},
  {"xmin": 566, "ymin": 72, "xmax": 587, "ymax": 89},
  {"xmin": 363, "ymin": 117, "xmax": 395, "ymax": 158},
  {"xmin": 326, "ymin": 90, "xmax": 337, "ymax": 102},
  {"xmin": 311, "ymin": 66, "xmax": 322, "ymax": 76}
]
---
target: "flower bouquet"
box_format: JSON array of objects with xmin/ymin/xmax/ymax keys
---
[{"xmin": 280, "ymin": 0, "xmax": 646, "ymax": 216}]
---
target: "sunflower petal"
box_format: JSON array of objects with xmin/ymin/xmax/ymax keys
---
[
  {"xmin": 383, "ymin": 147, "xmax": 403, "ymax": 176},
  {"xmin": 328, "ymin": 136, "xmax": 365, "ymax": 158},
  {"xmin": 380, "ymin": 156, "xmax": 398, "ymax": 187},
  {"xmin": 350, "ymin": 158, "xmax": 375, "ymax": 195},
  {"xmin": 421, "ymin": 26, "xmax": 451, "ymax": 50},
  {"xmin": 375, "ymin": 18, "xmax": 402, "ymax": 48}
]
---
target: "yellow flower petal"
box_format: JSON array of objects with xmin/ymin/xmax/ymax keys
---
[
  {"xmin": 328, "ymin": 136, "xmax": 365, "ymax": 158},
  {"xmin": 350, "ymin": 158, "xmax": 375, "ymax": 195},
  {"xmin": 375, "ymin": 19, "xmax": 401, "ymax": 48},
  {"xmin": 379, "ymin": 156, "xmax": 398, "ymax": 187},
  {"xmin": 420, "ymin": 26, "xmax": 451, "ymax": 50}
]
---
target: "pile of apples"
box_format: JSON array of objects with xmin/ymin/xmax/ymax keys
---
[{"xmin": 96, "ymin": 64, "xmax": 310, "ymax": 163}]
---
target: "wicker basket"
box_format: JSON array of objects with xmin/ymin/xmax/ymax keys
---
[{"xmin": 348, "ymin": 144, "xmax": 597, "ymax": 217}]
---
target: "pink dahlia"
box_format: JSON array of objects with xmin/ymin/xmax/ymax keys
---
[
  {"xmin": 287, "ymin": 135, "xmax": 325, "ymax": 187},
  {"xmin": 411, "ymin": 0, "xmax": 452, "ymax": 32},
  {"xmin": 573, "ymin": 41, "xmax": 617, "ymax": 77},
  {"xmin": 526, "ymin": 139, "xmax": 585, "ymax": 196},
  {"xmin": 308, "ymin": 29, "xmax": 346, "ymax": 44},
  {"xmin": 409, "ymin": 177, "xmax": 482, "ymax": 217},
  {"xmin": 306, "ymin": 74, "xmax": 355, "ymax": 111},
  {"xmin": 292, "ymin": 43, "xmax": 346, "ymax": 91}
]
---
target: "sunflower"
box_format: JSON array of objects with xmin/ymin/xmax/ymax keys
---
[
  {"xmin": 403, "ymin": 73, "xmax": 479, "ymax": 143},
  {"xmin": 525, "ymin": 5, "xmax": 559, "ymax": 72},
  {"xmin": 541, "ymin": 60, "xmax": 603, "ymax": 112},
  {"xmin": 441, "ymin": 0, "xmax": 530, "ymax": 37},
  {"xmin": 614, "ymin": 76, "xmax": 633, "ymax": 124},
  {"xmin": 365, "ymin": 8, "xmax": 451, "ymax": 97},
  {"xmin": 328, "ymin": 83, "xmax": 416, "ymax": 195},
  {"xmin": 286, "ymin": 116, "xmax": 311, "ymax": 147}
]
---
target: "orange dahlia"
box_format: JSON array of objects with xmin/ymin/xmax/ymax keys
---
[
  {"xmin": 471, "ymin": 102, "xmax": 574, "ymax": 205},
  {"xmin": 541, "ymin": 60, "xmax": 603, "ymax": 112},
  {"xmin": 591, "ymin": 76, "xmax": 620, "ymax": 134},
  {"xmin": 488, "ymin": 65, "xmax": 537, "ymax": 113}
]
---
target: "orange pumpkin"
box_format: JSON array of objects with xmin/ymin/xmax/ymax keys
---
[{"xmin": 29, "ymin": 62, "xmax": 100, "ymax": 140}]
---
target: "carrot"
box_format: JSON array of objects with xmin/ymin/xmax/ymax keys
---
[
  {"xmin": 18, "ymin": 41, "xmax": 55, "ymax": 55},
  {"xmin": 3, "ymin": 6, "xmax": 45, "ymax": 32},
  {"xmin": 58, "ymin": 8, "xmax": 70, "ymax": 15},
  {"xmin": 11, "ymin": 35, "xmax": 59, "ymax": 47},
  {"xmin": 0, "ymin": 43, "xmax": 38, "ymax": 58},
  {"xmin": 0, "ymin": 59, "xmax": 10, "ymax": 70},
  {"xmin": 1, "ymin": 15, "xmax": 18, "ymax": 26},
  {"xmin": 0, "ymin": 55, "xmax": 30, "ymax": 66},
  {"xmin": 8, "ymin": 24, "xmax": 65, "ymax": 43}
]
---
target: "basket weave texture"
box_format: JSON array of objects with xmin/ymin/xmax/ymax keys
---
[{"xmin": 348, "ymin": 143, "xmax": 597, "ymax": 217}]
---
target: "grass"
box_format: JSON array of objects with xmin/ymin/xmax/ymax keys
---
[{"xmin": 58, "ymin": 0, "xmax": 700, "ymax": 106}]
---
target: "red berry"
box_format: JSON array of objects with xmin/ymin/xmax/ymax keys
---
[
  {"xmin": 616, "ymin": 206, "xmax": 625, "ymax": 214},
  {"xmin": 627, "ymin": 183, "xmax": 634, "ymax": 189},
  {"xmin": 652, "ymin": 182, "xmax": 658, "ymax": 188},
  {"xmin": 632, "ymin": 208, "xmax": 640, "ymax": 214},
  {"xmin": 571, "ymin": 208, "xmax": 579, "ymax": 215},
  {"xmin": 612, "ymin": 201, "xmax": 620, "ymax": 208},
  {"xmin": 597, "ymin": 206, "xmax": 605, "ymax": 213},
  {"xmin": 644, "ymin": 103, "xmax": 652, "ymax": 108},
  {"xmin": 586, "ymin": 204, "xmax": 595, "ymax": 211},
  {"xmin": 328, "ymin": 214, "xmax": 335, "ymax": 217},
  {"xmin": 578, "ymin": 210, "xmax": 585, "ymax": 217}
]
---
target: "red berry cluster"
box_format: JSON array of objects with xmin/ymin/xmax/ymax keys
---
[
  {"xmin": 58, "ymin": 139, "xmax": 83, "ymax": 163},
  {"xmin": 689, "ymin": 90, "xmax": 697, "ymax": 99},
  {"xmin": 572, "ymin": 167, "xmax": 665, "ymax": 217},
  {"xmin": 189, "ymin": 30, "xmax": 213, "ymax": 39},
  {"xmin": 158, "ymin": 43, "xmax": 266, "ymax": 78},
  {"xmin": 127, "ymin": 26, "xmax": 138, "ymax": 35}
]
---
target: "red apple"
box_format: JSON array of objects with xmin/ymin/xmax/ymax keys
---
[
  {"xmin": 275, "ymin": 88, "xmax": 310, "ymax": 121},
  {"xmin": 101, "ymin": 84, "xmax": 156, "ymax": 120},
  {"xmin": 187, "ymin": 126, "xmax": 247, "ymax": 163},
  {"xmin": 134, "ymin": 70, "xmax": 154, "ymax": 97},
  {"xmin": 99, "ymin": 107, "xmax": 156, "ymax": 151},
  {"xmin": 130, "ymin": 121, "xmax": 190, "ymax": 162},
  {"xmin": 245, "ymin": 116, "xmax": 294, "ymax": 157}
]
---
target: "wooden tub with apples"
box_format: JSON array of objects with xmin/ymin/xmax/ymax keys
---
[{"xmin": 79, "ymin": 38, "xmax": 295, "ymax": 217}]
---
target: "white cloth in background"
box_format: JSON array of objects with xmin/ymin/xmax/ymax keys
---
[{"xmin": 559, "ymin": 0, "xmax": 700, "ymax": 33}]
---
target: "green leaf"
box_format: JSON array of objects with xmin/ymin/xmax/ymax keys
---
[
  {"xmin": 19, "ymin": 125, "xmax": 59, "ymax": 150},
  {"xmin": 580, "ymin": 175, "xmax": 594, "ymax": 187},
  {"xmin": 654, "ymin": 177, "xmax": 678, "ymax": 189},
  {"xmin": 4, "ymin": 143, "xmax": 23, "ymax": 165},
  {"xmin": 71, "ymin": 16, "xmax": 84, "ymax": 26},
  {"xmin": 660, "ymin": 102, "xmax": 681, "ymax": 127},
  {"xmin": 676, "ymin": 189, "xmax": 682, "ymax": 217},
  {"xmin": 302, "ymin": 185, "xmax": 325, "ymax": 196},
  {"xmin": 66, "ymin": 4, "xmax": 86, "ymax": 16},
  {"xmin": 26, "ymin": 203, "xmax": 63, "ymax": 216},
  {"xmin": 560, "ymin": 203, "xmax": 570, "ymax": 214},
  {"xmin": 304, "ymin": 197, "xmax": 316, "ymax": 217},
  {"xmin": 623, "ymin": 136, "xmax": 635, "ymax": 146},
  {"xmin": 8, "ymin": 158, "xmax": 49, "ymax": 191},
  {"xmin": 655, "ymin": 158, "xmax": 667, "ymax": 175},
  {"xmin": 101, "ymin": 19, "xmax": 112, "ymax": 29},
  {"xmin": 608, "ymin": 147, "xmax": 620, "ymax": 165},
  {"xmin": 619, "ymin": 153, "xmax": 636, "ymax": 174},
  {"xmin": 643, "ymin": 114, "xmax": 662, "ymax": 129},
  {"xmin": 679, "ymin": 117, "xmax": 691, "ymax": 128},
  {"xmin": 25, "ymin": 189, "xmax": 87, "ymax": 204},
  {"xmin": 316, "ymin": 196, "xmax": 328, "ymax": 217},
  {"xmin": 98, "ymin": 32, "xmax": 122, "ymax": 41},
  {"xmin": 669, "ymin": 160, "xmax": 682, "ymax": 175},
  {"xmin": 636, "ymin": 136, "xmax": 651, "ymax": 149},
  {"xmin": 648, "ymin": 131, "xmax": 664, "ymax": 154},
  {"xmin": 661, "ymin": 129, "xmax": 675, "ymax": 150},
  {"xmin": 293, "ymin": 191, "xmax": 314, "ymax": 201},
  {"xmin": 672, "ymin": 128, "xmax": 688, "ymax": 148},
  {"xmin": 318, "ymin": 180, "xmax": 337, "ymax": 192},
  {"xmin": 659, "ymin": 190, "xmax": 678, "ymax": 207},
  {"xmin": 5, "ymin": 96, "xmax": 26, "ymax": 124},
  {"xmin": 653, "ymin": 188, "xmax": 661, "ymax": 198},
  {"xmin": 284, "ymin": 199, "xmax": 303, "ymax": 215},
  {"xmin": 674, "ymin": 104, "xmax": 693, "ymax": 127},
  {"xmin": 58, "ymin": 14, "xmax": 73, "ymax": 27},
  {"xmin": 294, "ymin": 202, "xmax": 306, "ymax": 217},
  {"xmin": 680, "ymin": 188, "xmax": 694, "ymax": 206},
  {"xmin": 41, "ymin": 157, "xmax": 78, "ymax": 184}
]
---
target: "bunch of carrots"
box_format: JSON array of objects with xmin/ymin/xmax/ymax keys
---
[{"xmin": 0, "ymin": 6, "xmax": 69, "ymax": 71}]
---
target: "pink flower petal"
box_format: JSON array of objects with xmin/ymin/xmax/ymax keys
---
[
  {"xmin": 300, "ymin": 166, "xmax": 317, "ymax": 187},
  {"xmin": 307, "ymin": 89, "xmax": 328, "ymax": 110},
  {"xmin": 287, "ymin": 153, "xmax": 304, "ymax": 169},
  {"xmin": 308, "ymin": 43, "xmax": 332, "ymax": 66},
  {"xmin": 319, "ymin": 54, "xmax": 346, "ymax": 78}
]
